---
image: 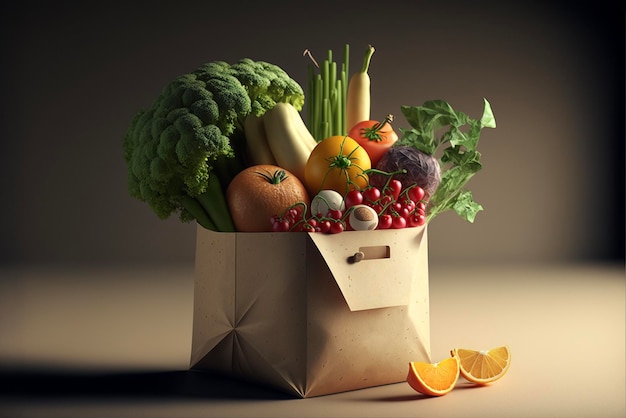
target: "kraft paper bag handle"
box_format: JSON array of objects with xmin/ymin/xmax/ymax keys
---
[{"xmin": 308, "ymin": 226, "xmax": 427, "ymax": 311}]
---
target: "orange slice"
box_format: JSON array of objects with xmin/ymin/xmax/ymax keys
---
[
  {"xmin": 451, "ymin": 345, "xmax": 511, "ymax": 384},
  {"xmin": 406, "ymin": 356, "xmax": 460, "ymax": 396}
]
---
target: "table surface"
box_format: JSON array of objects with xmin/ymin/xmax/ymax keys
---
[{"xmin": 1, "ymin": 262, "xmax": 624, "ymax": 418}]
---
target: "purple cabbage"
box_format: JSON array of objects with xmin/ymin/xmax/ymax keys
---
[{"xmin": 370, "ymin": 145, "xmax": 441, "ymax": 199}]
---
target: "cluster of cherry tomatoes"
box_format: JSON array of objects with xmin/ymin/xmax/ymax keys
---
[{"xmin": 270, "ymin": 179, "xmax": 427, "ymax": 234}]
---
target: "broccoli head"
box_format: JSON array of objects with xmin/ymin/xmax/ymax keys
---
[
  {"xmin": 123, "ymin": 58, "xmax": 305, "ymax": 230},
  {"xmin": 228, "ymin": 58, "xmax": 305, "ymax": 115}
]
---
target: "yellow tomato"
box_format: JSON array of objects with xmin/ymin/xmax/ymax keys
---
[{"xmin": 304, "ymin": 135, "xmax": 371, "ymax": 196}]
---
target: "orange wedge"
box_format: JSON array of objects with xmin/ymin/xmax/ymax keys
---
[
  {"xmin": 407, "ymin": 356, "xmax": 460, "ymax": 396},
  {"xmin": 451, "ymin": 345, "xmax": 511, "ymax": 385}
]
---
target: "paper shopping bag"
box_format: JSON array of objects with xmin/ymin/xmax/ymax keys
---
[{"xmin": 189, "ymin": 225, "xmax": 430, "ymax": 397}]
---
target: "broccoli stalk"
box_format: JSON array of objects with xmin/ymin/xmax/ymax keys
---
[
  {"xmin": 167, "ymin": 172, "xmax": 234, "ymax": 232},
  {"xmin": 178, "ymin": 195, "xmax": 216, "ymax": 231},
  {"xmin": 123, "ymin": 58, "xmax": 305, "ymax": 231}
]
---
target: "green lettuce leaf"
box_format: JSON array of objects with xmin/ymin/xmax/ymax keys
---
[{"xmin": 398, "ymin": 98, "xmax": 495, "ymax": 223}]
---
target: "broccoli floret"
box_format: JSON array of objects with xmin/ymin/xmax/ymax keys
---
[
  {"xmin": 122, "ymin": 58, "xmax": 305, "ymax": 231},
  {"xmin": 229, "ymin": 58, "xmax": 305, "ymax": 116}
]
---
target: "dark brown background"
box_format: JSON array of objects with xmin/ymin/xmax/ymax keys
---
[{"xmin": 1, "ymin": 0, "xmax": 623, "ymax": 269}]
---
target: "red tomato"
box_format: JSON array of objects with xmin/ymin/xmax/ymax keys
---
[
  {"xmin": 329, "ymin": 220, "xmax": 345, "ymax": 234},
  {"xmin": 408, "ymin": 185, "xmax": 426, "ymax": 203},
  {"xmin": 402, "ymin": 198, "xmax": 416, "ymax": 213},
  {"xmin": 378, "ymin": 214, "xmax": 392, "ymax": 229},
  {"xmin": 344, "ymin": 190, "xmax": 364, "ymax": 209},
  {"xmin": 317, "ymin": 219, "xmax": 332, "ymax": 233},
  {"xmin": 348, "ymin": 114, "xmax": 398, "ymax": 167},
  {"xmin": 398, "ymin": 206, "xmax": 411, "ymax": 219},
  {"xmin": 408, "ymin": 212, "xmax": 426, "ymax": 227},
  {"xmin": 379, "ymin": 195, "xmax": 393, "ymax": 207},
  {"xmin": 271, "ymin": 218, "xmax": 290, "ymax": 232},
  {"xmin": 385, "ymin": 179, "xmax": 403, "ymax": 201},
  {"xmin": 327, "ymin": 209, "xmax": 343, "ymax": 220},
  {"xmin": 362, "ymin": 187, "xmax": 381, "ymax": 203},
  {"xmin": 391, "ymin": 215, "xmax": 407, "ymax": 229},
  {"xmin": 305, "ymin": 135, "xmax": 371, "ymax": 196},
  {"xmin": 299, "ymin": 223, "xmax": 316, "ymax": 233}
]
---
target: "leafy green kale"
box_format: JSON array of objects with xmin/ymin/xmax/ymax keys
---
[
  {"xmin": 397, "ymin": 99, "xmax": 496, "ymax": 223},
  {"xmin": 123, "ymin": 59, "xmax": 305, "ymax": 231}
]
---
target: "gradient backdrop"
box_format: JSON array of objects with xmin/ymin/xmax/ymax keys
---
[{"xmin": 1, "ymin": 0, "xmax": 623, "ymax": 269}]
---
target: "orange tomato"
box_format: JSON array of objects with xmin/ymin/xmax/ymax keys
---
[
  {"xmin": 226, "ymin": 165, "xmax": 310, "ymax": 232},
  {"xmin": 304, "ymin": 135, "xmax": 371, "ymax": 196},
  {"xmin": 348, "ymin": 114, "xmax": 398, "ymax": 167}
]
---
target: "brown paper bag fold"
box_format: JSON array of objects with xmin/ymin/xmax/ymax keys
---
[{"xmin": 190, "ymin": 226, "xmax": 430, "ymax": 397}]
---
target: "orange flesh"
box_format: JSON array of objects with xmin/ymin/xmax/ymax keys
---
[
  {"xmin": 454, "ymin": 346, "xmax": 511, "ymax": 384},
  {"xmin": 407, "ymin": 356, "xmax": 460, "ymax": 396}
]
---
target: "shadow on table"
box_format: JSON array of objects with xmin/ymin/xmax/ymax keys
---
[{"xmin": 0, "ymin": 369, "xmax": 295, "ymax": 400}]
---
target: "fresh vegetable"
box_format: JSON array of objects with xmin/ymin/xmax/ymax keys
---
[
  {"xmin": 385, "ymin": 178, "xmax": 403, "ymax": 201},
  {"xmin": 226, "ymin": 165, "xmax": 310, "ymax": 232},
  {"xmin": 378, "ymin": 213, "xmax": 392, "ymax": 229},
  {"xmin": 304, "ymin": 45, "xmax": 350, "ymax": 140},
  {"xmin": 243, "ymin": 113, "xmax": 277, "ymax": 166},
  {"xmin": 260, "ymin": 102, "xmax": 314, "ymax": 182},
  {"xmin": 123, "ymin": 58, "xmax": 305, "ymax": 231},
  {"xmin": 329, "ymin": 220, "xmax": 345, "ymax": 234},
  {"xmin": 397, "ymin": 99, "xmax": 496, "ymax": 223},
  {"xmin": 362, "ymin": 186, "xmax": 381, "ymax": 203},
  {"xmin": 271, "ymin": 199, "xmax": 346, "ymax": 234},
  {"xmin": 345, "ymin": 44, "xmax": 375, "ymax": 132},
  {"xmin": 271, "ymin": 177, "xmax": 427, "ymax": 234},
  {"xmin": 348, "ymin": 205, "xmax": 379, "ymax": 231},
  {"xmin": 371, "ymin": 145, "xmax": 441, "ymax": 202},
  {"xmin": 348, "ymin": 114, "xmax": 398, "ymax": 167},
  {"xmin": 283, "ymin": 101, "xmax": 318, "ymax": 152},
  {"xmin": 391, "ymin": 214, "xmax": 407, "ymax": 229},
  {"xmin": 408, "ymin": 185, "xmax": 425, "ymax": 203},
  {"xmin": 244, "ymin": 101, "xmax": 316, "ymax": 173},
  {"xmin": 343, "ymin": 189, "xmax": 364, "ymax": 209},
  {"xmin": 311, "ymin": 189, "xmax": 345, "ymax": 217},
  {"xmin": 304, "ymin": 135, "xmax": 371, "ymax": 196}
]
